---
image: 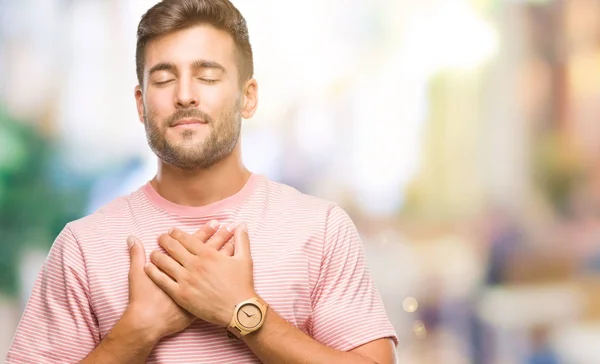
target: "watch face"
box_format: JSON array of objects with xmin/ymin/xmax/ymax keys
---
[{"xmin": 236, "ymin": 303, "xmax": 263, "ymax": 329}]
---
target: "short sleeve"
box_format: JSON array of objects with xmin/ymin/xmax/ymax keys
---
[
  {"xmin": 309, "ymin": 205, "xmax": 398, "ymax": 351},
  {"xmin": 6, "ymin": 225, "xmax": 100, "ymax": 363}
]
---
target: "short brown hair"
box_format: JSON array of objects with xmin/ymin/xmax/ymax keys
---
[{"xmin": 136, "ymin": 0, "xmax": 253, "ymax": 87}]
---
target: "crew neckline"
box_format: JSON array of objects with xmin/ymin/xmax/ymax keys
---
[{"xmin": 142, "ymin": 173, "xmax": 261, "ymax": 217}]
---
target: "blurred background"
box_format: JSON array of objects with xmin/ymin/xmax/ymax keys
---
[{"xmin": 1, "ymin": 0, "xmax": 600, "ymax": 362}]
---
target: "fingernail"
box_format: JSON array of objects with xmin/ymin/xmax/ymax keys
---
[
  {"xmin": 127, "ymin": 236, "xmax": 135, "ymax": 248},
  {"xmin": 210, "ymin": 220, "xmax": 219, "ymax": 229},
  {"xmin": 168, "ymin": 228, "xmax": 174, "ymax": 235},
  {"xmin": 240, "ymin": 223, "xmax": 248, "ymax": 232},
  {"xmin": 225, "ymin": 223, "xmax": 237, "ymax": 233}
]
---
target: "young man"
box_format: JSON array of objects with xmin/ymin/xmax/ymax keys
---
[{"xmin": 6, "ymin": 0, "xmax": 398, "ymax": 363}]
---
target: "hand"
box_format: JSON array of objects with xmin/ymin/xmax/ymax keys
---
[
  {"xmin": 145, "ymin": 224, "xmax": 255, "ymax": 328},
  {"xmin": 124, "ymin": 220, "xmax": 236, "ymax": 341},
  {"xmin": 189, "ymin": 220, "xmax": 238, "ymax": 257},
  {"xmin": 124, "ymin": 235, "xmax": 194, "ymax": 341}
]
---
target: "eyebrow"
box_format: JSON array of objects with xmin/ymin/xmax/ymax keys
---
[
  {"xmin": 148, "ymin": 60, "xmax": 227, "ymax": 76},
  {"xmin": 191, "ymin": 60, "xmax": 226, "ymax": 73}
]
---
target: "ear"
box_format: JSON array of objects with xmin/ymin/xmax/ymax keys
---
[
  {"xmin": 241, "ymin": 78, "xmax": 258, "ymax": 119},
  {"xmin": 134, "ymin": 85, "xmax": 144, "ymax": 124}
]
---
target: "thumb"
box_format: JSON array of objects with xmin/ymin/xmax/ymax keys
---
[
  {"xmin": 127, "ymin": 235, "xmax": 146, "ymax": 272},
  {"xmin": 233, "ymin": 224, "xmax": 251, "ymax": 259}
]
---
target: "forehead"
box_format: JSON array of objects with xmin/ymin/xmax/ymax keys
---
[{"xmin": 144, "ymin": 24, "xmax": 237, "ymax": 73}]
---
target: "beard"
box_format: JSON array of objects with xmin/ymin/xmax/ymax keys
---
[{"xmin": 144, "ymin": 100, "xmax": 242, "ymax": 170}]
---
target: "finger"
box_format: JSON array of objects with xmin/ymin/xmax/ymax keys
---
[
  {"xmin": 206, "ymin": 223, "xmax": 236, "ymax": 251},
  {"xmin": 169, "ymin": 228, "xmax": 210, "ymax": 257},
  {"xmin": 220, "ymin": 239, "xmax": 234, "ymax": 256},
  {"xmin": 233, "ymin": 224, "xmax": 251, "ymax": 259},
  {"xmin": 127, "ymin": 236, "xmax": 146, "ymax": 276},
  {"xmin": 158, "ymin": 233, "xmax": 193, "ymax": 266},
  {"xmin": 150, "ymin": 250, "xmax": 186, "ymax": 282},
  {"xmin": 193, "ymin": 220, "xmax": 220, "ymax": 242},
  {"xmin": 145, "ymin": 262, "xmax": 179, "ymax": 297}
]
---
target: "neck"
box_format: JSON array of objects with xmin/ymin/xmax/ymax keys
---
[{"xmin": 150, "ymin": 145, "xmax": 251, "ymax": 207}]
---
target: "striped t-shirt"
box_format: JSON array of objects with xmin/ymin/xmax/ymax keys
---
[{"xmin": 7, "ymin": 173, "xmax": 397, "ymax": 363}]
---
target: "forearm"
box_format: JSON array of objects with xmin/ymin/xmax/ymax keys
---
[
  {"xmin": 242, "ymin": 308, "xmax": 376, "ymax": 364},
  {"xmin": 80, "ymin": 311, "xmax": 159, "ymax": 364}
]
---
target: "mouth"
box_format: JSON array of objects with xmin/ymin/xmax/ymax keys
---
[{"xmin": 171, "ymin": 118, "xmax": 207, "ymax": 128}]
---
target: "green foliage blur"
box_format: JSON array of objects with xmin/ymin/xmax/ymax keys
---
[{"xmin": 0, "ymin": 107, "xmax": 90, "ymax": 297}]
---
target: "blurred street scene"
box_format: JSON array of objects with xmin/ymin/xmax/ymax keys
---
[{"xmin": 2, "ymin": 0, "xmax": 600, "ymax": 363}]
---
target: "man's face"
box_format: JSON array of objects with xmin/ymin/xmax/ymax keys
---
[{"xmin": 135, "ymin": 25, "xmax": 254, "ymax": 170}]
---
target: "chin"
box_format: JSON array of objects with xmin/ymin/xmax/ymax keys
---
[{"xmin": 167, "ymin": 132, "xmax": 209, "ymax": 146}]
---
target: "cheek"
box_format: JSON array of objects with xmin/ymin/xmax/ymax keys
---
[
  {"xmin": 145, "ymin": 90, "xmax": 174, "ymax": 118},
  {"xmin": 200, "ymin": 84, "xmax": 238, "ymax": 114}
]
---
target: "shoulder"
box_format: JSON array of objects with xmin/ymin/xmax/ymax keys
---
[
  {"xmin": 259, "ymin": 177, "xmax": 344, "ymax": 218},
  {"xmin": 65, "ymin": 187, "xmax": 147, "ymax": 242},
  {"xmin": 257, "ymin": 177, "xmax": 356, "ymax": 232}
]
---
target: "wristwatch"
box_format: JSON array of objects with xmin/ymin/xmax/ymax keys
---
[{"xmin": 226, "ymin": 297, "xmax": 269, "ymax": 339}]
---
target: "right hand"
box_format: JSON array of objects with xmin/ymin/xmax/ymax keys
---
[{"xmin": 123, "ymin": 220, "xmax": 237, "ymax": 341}]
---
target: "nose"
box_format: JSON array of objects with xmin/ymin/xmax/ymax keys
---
[{"xmin": 175, "ymin": 78, "xmax": 199, "ymax": 109}]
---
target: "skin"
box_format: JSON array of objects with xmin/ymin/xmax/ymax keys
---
[{"xmin": 80, "ymin": 24, "xmax": 396, "ymax": 364}]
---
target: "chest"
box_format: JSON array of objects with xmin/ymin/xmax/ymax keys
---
[{"xmin": 84, "ymin": 227, "xmax": 322, "ymax": 357}]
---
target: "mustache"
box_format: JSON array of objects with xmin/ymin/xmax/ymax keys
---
[{"xmin": 165, "ymin": 108, "xmax": 213, "ymax": 127}]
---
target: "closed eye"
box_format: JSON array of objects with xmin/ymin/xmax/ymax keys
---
[
  {"xmin": 154, "ymin": 79, "xmax": 174, "ymax": 86},
  {"xmin": 198, "ymin": 78, "xmax": 218, "ymax": 84}
]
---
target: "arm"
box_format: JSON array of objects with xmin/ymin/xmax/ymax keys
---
[
  {"xmin": 79, "ymin": 309, "xmax": 159, "ymax": 364},
  {"xmin": 242, "ymin": 300, "xmax": 396, "ymax": 364}
]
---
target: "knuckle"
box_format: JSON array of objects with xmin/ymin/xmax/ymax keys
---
[
  {"xmin": 164, "ymin": 240, "xmax": 173, "ymax": 253},
  {"xmin": 182, "ymin": 234, "xmax": 194, "ymax": 246},
  {"xmin": 158, "ymin": 234, "xmax": 170, "ymax": 248},
  {"xmin": 169, "ymin": 228, "xmax": 179, "ymax": 237},
  {"xmin": 208, "ymin": 238, "xmax": 223, "ymax": 248},
  {"xmin": 195, "ymin": 232, "xmax": 208, "ymax": 242},
  {"xmin": 179, "ymin": 289, "xmax": 189, "ymax": 302},
  {"xmin": 163, "ymin": 241, "xmax": 175, "ymax": 254},
  {"xmin": 182, "ymin": 270, "xmax": 193, "ymax": 285},
  {"xmin": 205, "ymin": 248, "xmax": 218, "ymax": 260},
  {"xmin": 191, "ymin": 258, "xmax": 204, "ymax": 273}
]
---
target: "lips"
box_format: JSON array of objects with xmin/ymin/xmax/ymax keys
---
[{"xmin": 171, "ymin": 118, "xmax": 206, "ymax": 127}]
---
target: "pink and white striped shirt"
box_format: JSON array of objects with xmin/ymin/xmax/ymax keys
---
[{"xmin": 7, "ymin": 173, "xmax": 397, "ymax": 363}]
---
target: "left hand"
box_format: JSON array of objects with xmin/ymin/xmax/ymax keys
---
[{"xmin": 144, "ymin": 224, "xmax": 256, "ymax": 327}]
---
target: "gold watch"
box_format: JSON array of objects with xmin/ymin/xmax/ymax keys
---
[{"xmin": 226, "ymin": 297, "xmax": 268, "ymax": 340}]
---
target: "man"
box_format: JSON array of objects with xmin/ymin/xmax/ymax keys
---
[{"xmin": 6, "ymin": 0, "xmax": 398, "ymax": 363}]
